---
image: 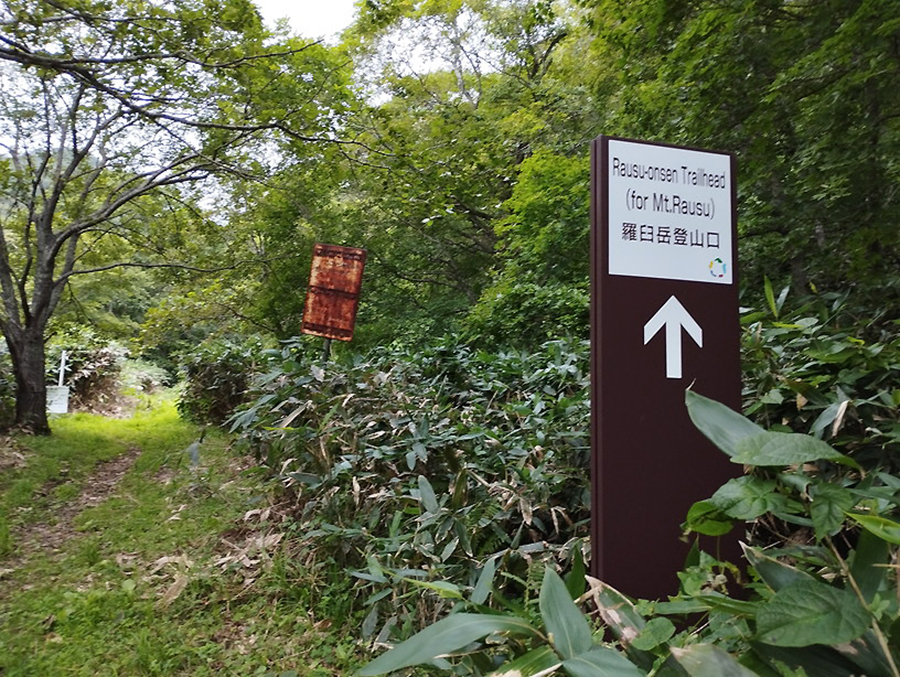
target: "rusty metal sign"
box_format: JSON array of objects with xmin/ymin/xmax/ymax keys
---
[
  {"xmin": 301, "ymin": 243, "xmax": 367, "ymax": 341},
  {"xmin": 590, "ymin": 136, "xmax": 741, "ymax": 599}
]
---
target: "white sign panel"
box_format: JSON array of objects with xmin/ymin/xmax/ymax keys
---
[
  {"xmin": 47, "ymin": 385, "xmax": 69, "ymax": 414},
  {"xmin": 608, "ymin": 139, "xmax": 733, "ymax": 284}
]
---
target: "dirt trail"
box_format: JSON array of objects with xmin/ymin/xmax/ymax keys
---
[{"xmin": 0, "ymin": 446, "xmax": 142, "ymax": 583}]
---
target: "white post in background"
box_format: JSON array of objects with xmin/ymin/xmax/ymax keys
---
[
  {"xmin": 47, "ymin": 350, "xmax": 70, "ymax": 414},
  {"xmin": 58, "ymin": 350, "xmax": 67, "ymax": 386}
]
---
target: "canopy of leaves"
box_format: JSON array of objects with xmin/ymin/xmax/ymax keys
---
[{"xmin": 588, "ymin": 0, "xmax": 900, "ymax": 300}]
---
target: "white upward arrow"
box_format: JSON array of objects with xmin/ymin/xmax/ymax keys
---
[{"xmin": 643, "ymin": 296, "xmax": 703, "ymax": 379}]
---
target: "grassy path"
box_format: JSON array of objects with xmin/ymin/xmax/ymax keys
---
[{"xmin": 0, "ymin": 398, "xmax": 362, "ymax": 676}]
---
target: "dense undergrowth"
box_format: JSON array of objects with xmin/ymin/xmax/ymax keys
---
[
  {"xmin": 1, "ymin": 286, "xmax": 897, "ymax": 674},
  {"xmin": 228, "ymin": 338, "xmax": 592, "ymax": 640},
  {"xmin": 217, "ymin": 288, "xmax": 899, "ymax": 674},
  {"xmin": 742, "ymin": 288, "xmax": 900, "ymax": 463}
]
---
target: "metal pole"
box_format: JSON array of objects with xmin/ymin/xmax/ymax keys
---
[
  {"xmin": 58, "ymin": 350, "xmax": 67, "ymax": 387},
  {"xmin": 322, "ymin": 338, "xmax": 332, "ymax": 362}
]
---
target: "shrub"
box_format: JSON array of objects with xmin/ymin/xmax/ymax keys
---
[
  {"xmin": 230, "ymin": 337, "xmax": 591, "ymax": 636},
  {"xmin": 121, "ymin": 359, "xmax": 172, "ymax": 394},
  {"xmin": 464, "ymin": 278, "xmax": 589, "ymax": 349},
  {"xmin": 358, "ymin": 391, "xmax": 900, "ymax": 676},
  {"xmin": 741, "ymin": 287, "xmax": 900, "ymax": 473},
  {"xmin": 177, "ymin": 337, "xmax": 265, "ymax": 425},
  {"xmin": 47, "ymin": 327, "xmax": 128, "ymax": 414}
]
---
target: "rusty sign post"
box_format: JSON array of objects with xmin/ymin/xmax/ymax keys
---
[
  {"xmin": 301, "ymin": 244, "xmax": 367, "ymax": 356},
  {"xmin": 590, "ymin": 136, "xmax": 741, "ymax": 600}
]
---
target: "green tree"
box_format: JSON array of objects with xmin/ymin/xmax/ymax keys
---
[
  {"xmin": 329, "ymin": 0, "xmax": 598, "ymax": 345},
  {"xmin": 0, "ymin": 0, "xmax": 349, "ymax": 432},
  {"xmin": 465, "ymin": 151, "xmax": 591, "ymax": 346},
  {"xmin": 589, "ymin": 0, "xmax": 900, "ymax": 297}
]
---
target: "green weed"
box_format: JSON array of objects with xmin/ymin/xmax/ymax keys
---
[{"xmin": 0, "ymin": 396, "xmax": 364, "ymax": 675}]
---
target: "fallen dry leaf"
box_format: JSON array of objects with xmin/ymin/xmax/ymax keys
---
[{"xmin": 157, "ymin": 573, "xmax": 189, "ymax": 608}]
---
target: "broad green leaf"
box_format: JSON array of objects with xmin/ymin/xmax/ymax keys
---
[
  {"xmin": 764, "ymin": 276, "xmax": 778, "ymax": 318},
  {"xmin": 653, "ymin": 600, "xmax": 708, "ymax": 615},
  {"xmin": 777, "ymin": 471, "xmax": 811, "ymax": 494},
  {"xmin": 808, "ymin": 483, "xmax": 856, "ymax": 538},
  {"xmin": 693, "ymin": 594, "xmax": 758, "ymax": 617},
  {"xmin": 472, "ymin": 556, "xmax": 498, "ymax": 605},
  {"xmin": 683, "ymin": 500, "xmax": 733, "ymax": 536},
  {"xmin": 540, "ymin": 567, "xmax": 593, "ymax": 660},
  {"xmin": 834, "ymin": 631, "xmax": 896, "ymax": 677},
  {"xmin": 743, "ymin": 545, "xmax": 815, "ymax": 592},
  {"xmin": 417, "ymin": 475, "xmax": 439, "ymax": 513},
  {"xmin": 588, "ymin": 580, "xmax": 654, "ymax": 672},
  {"xmin": 775, "ymin": 284, "xmax": 790, "ymax": 315},
  {"xmin": 740, "ymin": 310, "xmax": 768, "ymax": 326},
  {"xmin": 810, "ymin": 399, "xmax": 849, "ymax": 438},
  {"xmin": 489, "ymin": 646, "xmax": 561, "ymax": 677},
  {"xmin": 365, "ymin": 553, "xmax": 388, "ymax": 584},
  {"xmin": 806, "ymin": 346, "xmax": 857, "ymax": 364},
  {"xmin": 685, "ymin": 390, "xmax": 764, "ymax": 458},
  {"xmin": 752, "ymin": 642, "xmax": 876, "ymax": 676},
  {"xmin": 759, "ymin": 389, "xmax": 784, "ymax": 405},
  {"xmin": 440, "ymin": 537, "xmax": 459, "ymax": 561},
  {"xmin": 356, "ymin": 613, "xmax": 539, "ymax": 676},
  {"xmin": 730, "ymin": 651, "xmax": 783, "ymax": 677},
  {"xmin": 566, "ymin": 541, "xmax": 587, "ymax": 600},
  {"xmin": 630, "ymin": 617, "xmax": 674, "ymax": 651},
  {"xmin": 850, "ymin": 529, "xmax": 891, "ymax": 602},
  {"xmin": 362, "ymin": 604, "xmax": 380, "ymax": 639},
  {"xmin": 731, "ymin": 431, "xmax": 849, "ymax": 467},
  {"xmin": 755, "ymin": 580, "xmax": 871, "ymax": 647},
  {"xmin": 405, "ymin": 579, "xmax": 464, "ymax": 600},
  {"xmin": 683, "ymin": 539, "xmax": 701, "ymax": 568},
  {"xmin": 561, "ymin": 646, "xmax": 645, "ymax": 677},
  {"xmin": 710, "ymin": 476, "xmax": 782, "ymax": 520},
  {"xmin": 848, "ymin": 513, "xmax": 900, "ymax": 545},
  {"xmin": 670, "ymin": 644, "xmax": 757, "ymax": 676}
]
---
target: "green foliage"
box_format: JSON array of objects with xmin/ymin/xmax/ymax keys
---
[
  {"xmin": 121, "ymin": 359, "xmax": 172, "ymax": 394},
  {"xmin": 138, "ymin": 281, "xmax": 249, "ymax": 374},
  {"xmin": 494, "ymin": 151, "xmax": 591, "ymax": 287},
  {"xmin": 0, "ymin": 349, "xmax": 14, "ymax": 430},
  {"xmin": 177, "ymin": 337, "xmax": 266, "ymax": 425},
  {"xmin": 0, "ymin": 400, "xmax": 366, "ymax": 675},
  {"xmin": 358, "ymin": 567, "xmax": 647, "ymax": 676},
  {"xmin": 233, "ymin": 0, "xmax": 603, "ymax": 350},
  {"xmin": 358, "ymin": 391, "xmax": 900, "ymax": 675},
  {"xmin": 464, "ymin": 278, "xmax": 589, "ymax": 348},
  {"xmin": 46, "ymin": 326, "xmax": 128, "ymax": 413},
  {"xmin": 0, "ymin": 0, "xmax": 353, "ymax": 430},
  {"xmin": 590, "ymin": 0, "xmax": 900, "ymax": 296},
  {"xmin": 740, "ymin": 290, "xmax": 900, "ymax": 474},
  {"xmin": 53, "ymin": 266, "xmax": 167, "ymax": 345},
  {"xmin": 357, "ymin": 612, "xmax": 543, "ymax": 675},
  {"xmin": 462, "ymin": 136, "xmax": 592, "ymax": 350},
  {"xmin": 679, "ymin": 390, "xmax": 900, "ymax": 675},
  {"xmin": 231, "ymin": 336, "xmax": 591, "ymax": 637}
]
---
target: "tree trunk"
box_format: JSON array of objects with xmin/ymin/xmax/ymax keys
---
[{"xmin": 5, "ymin": 328, "xmax": 50, "ymax": 434}]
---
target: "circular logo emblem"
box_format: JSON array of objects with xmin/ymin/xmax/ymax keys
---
[{"xmin": 709, "ymin": 257, "xmax": 727, "ymax": 279}]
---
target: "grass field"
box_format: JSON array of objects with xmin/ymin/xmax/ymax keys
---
[{"xmin": 0, "ymin": 395, "xmax": 364, "ymax": 676}]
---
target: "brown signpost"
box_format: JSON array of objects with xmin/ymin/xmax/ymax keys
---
[
  {"xmin": 590, "ymin": 136, "xmax": 741, "ymax": 600},
  {"xmin": 301, "ymin": 243, "xmax": 367, "ymax": 342}
]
